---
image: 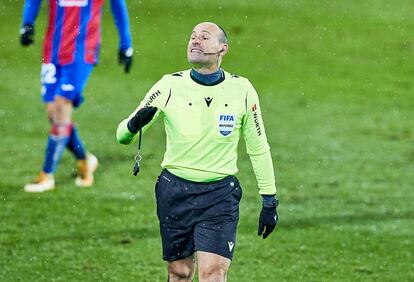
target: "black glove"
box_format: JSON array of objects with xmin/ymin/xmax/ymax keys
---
[
  {"xmin": 127, "ymin": 106, "xmax": 158, "ymax": 134},
  {"xmin": 20, "ymin": 24, "xmax": 34, "ymax": 46},
  {"xmin": 118, "ymin": 47, "xmax": 133, "ymax": 73},
  {"xmin": 258, "ymin": 195, "xmax": 279, "ymax": 239}
]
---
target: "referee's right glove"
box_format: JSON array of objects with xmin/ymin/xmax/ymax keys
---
[
  {"xmin": 258, "ymin": 195, "xmax": 279, "ymax": 239},
  {"xmin": 127, "ymin": 106, "xmax": 158, "ymax": 134},
  {"xmin": 20, "ymin": 24, "xmax": 35, "ymax": 46}
]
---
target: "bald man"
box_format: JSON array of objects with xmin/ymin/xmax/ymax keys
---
[{"xmin": 117, "ymin": 22, "xmax": 279, "ymax": 282}]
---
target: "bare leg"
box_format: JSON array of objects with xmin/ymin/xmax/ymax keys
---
[
  {"xmin": 24, "ymin": 96, "xmax": 74, "ymax": 192},
  {"xmin": 197, "ymin": 251, "xmax": 231, "ymax": 282},
  {"xmin": 167, "ymin": 254, "xmax": 196, "ymax": 282},
  {"xmin": 49, "ymin": 95, "xmax": 73, "ymax": 124}
]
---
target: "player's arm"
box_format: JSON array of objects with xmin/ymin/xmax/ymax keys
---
[
  {"xmin": 20, "ymin": 0, "xmax": 43, "ymax": 46},
  {"xmin": 110, "ymin": 0, "xmax": 133, "ymax": 73},
  {"xmin": 116, "ymin": 76, "xmax": 169, "ymax": 145},
  {"xmin": 242, "ymin": 81, "xmax": 278, "ymax": 239}
]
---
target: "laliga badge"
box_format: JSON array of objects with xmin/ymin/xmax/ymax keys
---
[{"xmin": 218, "ymin": 114, "xmax": 236, "ymax": 136}]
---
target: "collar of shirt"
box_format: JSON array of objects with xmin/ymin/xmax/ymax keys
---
[{"xmin": 190, "ymin": 68, "xmax": 225, "ymax": 86}]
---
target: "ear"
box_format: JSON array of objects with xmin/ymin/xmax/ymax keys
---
[{"xmin": 219, "ymin": 44, "xmax": 229, "ymax": 56}]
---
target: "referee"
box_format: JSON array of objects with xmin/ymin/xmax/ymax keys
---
[{"xmin": 117, "ymin": 22, "xmax": 279, "ymax": 282}]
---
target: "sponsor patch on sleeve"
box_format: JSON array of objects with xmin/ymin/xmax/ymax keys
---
[
  {"xmin": 145, "ymin": 90, "xmax": 161, "ymax": 106},
  {"xmin": 252, "ymin": 104, "xmax": 262, "ymax": 136}
]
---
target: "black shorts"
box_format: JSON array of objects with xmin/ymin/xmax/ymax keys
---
[{"xmin": 155, "ymin": 169, "xmax": 243, "ymax": 261}]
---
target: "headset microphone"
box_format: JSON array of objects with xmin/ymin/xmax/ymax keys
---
[{"xmin": 203, "ymin": 49, "xmax": 224, "ymax": 55}]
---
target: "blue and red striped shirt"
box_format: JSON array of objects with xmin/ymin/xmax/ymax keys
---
[{"xmin": 22, "ymin": 0, "xmax": 132, "ymax": 65}]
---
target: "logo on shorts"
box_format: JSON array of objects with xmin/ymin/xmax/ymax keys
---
[
  {"xmin": 228, "ymin": 241, "xmax": 234, "ymax": 252},
  {"xmin": 218, "ymin": 114, "xmax": 236, "ymax": 136},
  {"xmin": 59, "ymin": 0, "xmax": 88, "ymax": 7},
  {"xmin": 61, "ymin": 84, "xmax": 75, "ymax": 92}
]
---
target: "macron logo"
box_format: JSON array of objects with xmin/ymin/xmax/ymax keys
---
[{"xmin": 228, "ymin": 241, "xmax": 234, "ymax": 252}]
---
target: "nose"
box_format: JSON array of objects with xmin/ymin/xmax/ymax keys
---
[{"xmin": 191, "ymin": 36, "xmax": 201, "ymax": 45}]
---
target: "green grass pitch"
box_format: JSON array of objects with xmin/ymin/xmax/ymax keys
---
[{"xmin": 1, "ymin": 0, "xmax": 413, "ymax": 281}]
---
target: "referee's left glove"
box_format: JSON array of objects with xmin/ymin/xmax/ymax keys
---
[
  {"xmin": 118, "ymin": 47, "xmax": 133, "ymax": 73},
  {"xmin": 258, "ymin": 195, "xmax": 279, "ymax": 239},
  {"xmin": 20, "ymin": 24, "xmax": 35, "ymax": 46}
]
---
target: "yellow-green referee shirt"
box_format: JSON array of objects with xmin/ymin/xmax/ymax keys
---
[{"xmin": 117, "ymin": 69, "xmax": 276, "ymax": 195}]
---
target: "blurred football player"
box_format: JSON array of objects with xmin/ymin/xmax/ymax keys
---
[{"xmin": 20, "ymin": 0, "xmax": 133, "ymax": 192}]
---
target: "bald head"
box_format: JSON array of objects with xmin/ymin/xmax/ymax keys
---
[{"xmin": 194, "ymin": 22, "xmax": 228, "ymax": 44}]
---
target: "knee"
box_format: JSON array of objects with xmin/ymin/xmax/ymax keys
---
[
  {"xmin": 168, "ymin": 264, "xmax": 194, "ymax": 282},
  {"xmin": 199, "ymin": 264, "xmax": 227, "ymax": 282},
  {"xmin": 50, "ymin": 96, "xmax": 72, "ymax": 123},
  {"xmin": 54, "ymin": 96, "xmax": 71, "ymax": 110},
  {"xmin": 168, "ymin": 271, "xmax": 193, "ymax": 282}
]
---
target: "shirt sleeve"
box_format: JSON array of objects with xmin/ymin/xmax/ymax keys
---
[
  {"xmin": 22, "ymin": 0, "xmax": 43, "ymax": 25},
  {"xmin": 110, "ymin": 0, "xmax": 132, "ymax": 50},
  {"xmin": 242, "ymin": 81, "xmax": 277, "ymax": 195},
  {"xmin": 116, "ymin": 76, "xmax": 170, "ymax": 145}
]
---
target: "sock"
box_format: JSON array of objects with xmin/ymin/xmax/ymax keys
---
[
  {"xmin": 66, "ymin": 124, "xmax": 87, "ymax": 160},
  {"xmin": 42, "ymin": 123, "xmax": 73, "ymax": 174}
]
